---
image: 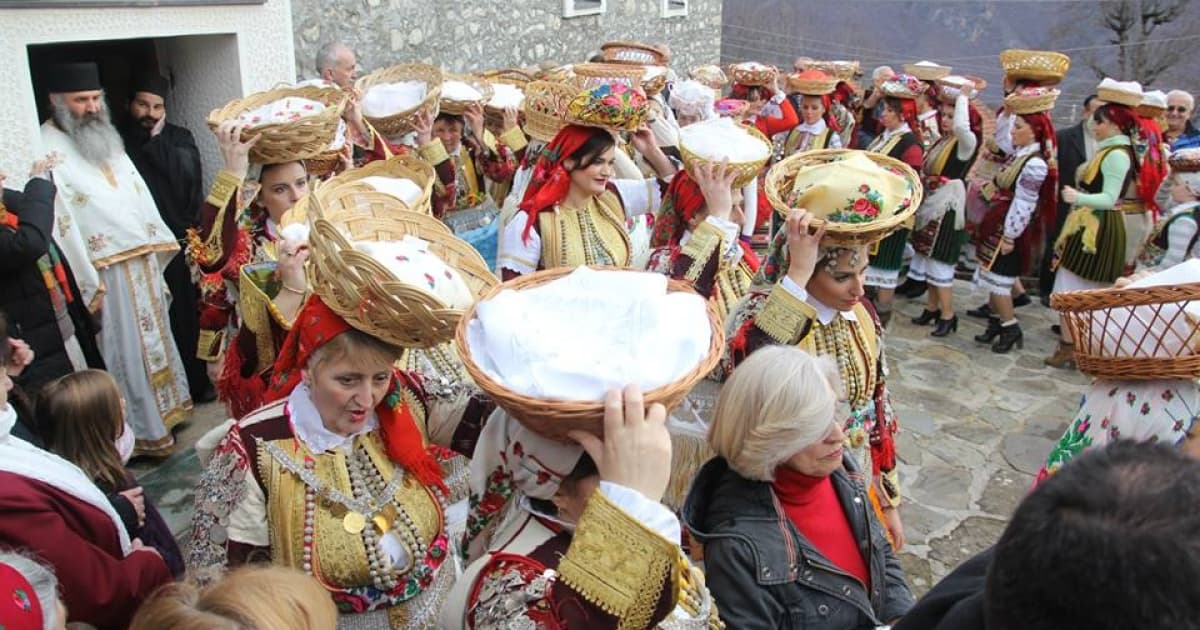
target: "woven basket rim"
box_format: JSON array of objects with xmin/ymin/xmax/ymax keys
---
[
  {"xmin": 999, "ymin": 49, "xmax": 1071, "ymax": 82},
  {"xmin": 355, "ymin": 63, "xmax": 444, "ymax": 135},
  {"xmin": 1096, "ymin": 86, "xmax": 1143, "ymax": 108},
  {"xmin": 903, "ymin": 63, "xmax": 952, "ymax": 81},
  {"xmin": 206, "ymin": 85, "xmax": 348, "ymax": 163},
  {"xmin": 1050, "ymin": 282, "xmax": 1200, "ymax": 380},
  {"xmin": 522, "ymin": 80, "xmax": 577, "ymax": 143},
  {"xmin": 453, "ymin": 266, "xmax": 724, "ymax": 437},
  {"xmin": 600, "ymin": 41, "xmax": 669, "ymax": 65},
  {"xmin": 764, "ymin": 148, "xmax": 924, "ymax": 244},
  {"xmin": 730, "ymin": 63, "xmax": 777, "ymax": 87},
  {"xmin": 808, "ymin": 60, "xmax": 860, "ymax": 81},
  {"xmin": 679, "ymin": 122, "xmax": 772, "ymax": 189},
  {"xmin": 284, "ymin": 153, "xmax": 437, "ymax": 225},
  {"xmin": 440, "ymin": 73, "xmax": 495, "ymax": 115},
  {"xmin": 1004, "ymin": 90, "xmax": 1059, "ymax": 115},
  {"xmin": 785, "ymin": 76, "xmax": 838, "ymax": 95}
]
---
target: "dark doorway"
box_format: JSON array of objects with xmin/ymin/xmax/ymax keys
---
[{"xmin": 27, "ymin": 38, "xmax": 160, "ymax": 126}]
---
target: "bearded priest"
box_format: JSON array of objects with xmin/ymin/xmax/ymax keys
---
[{"xmin": 39, "ymin": 62, "xmax": 191, "ymax": 456}]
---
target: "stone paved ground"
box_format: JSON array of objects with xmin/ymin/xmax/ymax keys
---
[{"xmin": 134, "ymin": 280, "xmax": 1089, "ymax": 596}]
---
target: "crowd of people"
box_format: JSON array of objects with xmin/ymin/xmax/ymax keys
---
[{"xmin": 1, "ymin": 35, "xmax": 1199, "ymax": 630}]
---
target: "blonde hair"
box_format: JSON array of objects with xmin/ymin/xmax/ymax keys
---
[
  {"xmin": 38, "ymin": 369, "xmax": 127, "ymax": 491},
  {"xmin": 129, "ymin": 566, "xmax": 337, "ymax": 630},
  {"xmin": 307, "ymin": 329, "xmax": 400, "ymax": 376},
  {"xmin": 708, "ymin": 346, "xmax": 841, "ymax": 481}
]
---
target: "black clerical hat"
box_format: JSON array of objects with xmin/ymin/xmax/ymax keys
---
[
  {"xmin": 132, "ymin": 72, "xmax": 170, "ymax": 99},
  {"xmin": 45, "ymin": 62, "xmax": 102, "ymax": 93}
]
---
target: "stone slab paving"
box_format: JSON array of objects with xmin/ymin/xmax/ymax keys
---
[{"xmin": 135, "ymin": 281, "xmax": 1090, "ymax": 596}]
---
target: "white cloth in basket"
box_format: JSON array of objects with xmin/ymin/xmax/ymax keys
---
[
  {"xmin": 488, "ymin": 83, "xmax": 524, "ymax": 109},
  {"xmin": 359, "ymin": 176, "xmax": 424, "ymax": 207},
  {"xmin": 679, "ymin": 117, "xmax": 770, "ymax": 162},
  {"xmin": 354, "ymin": 236, "xmax": 474, "ymax": 310},
  {"xmin": 238, "ymin": 97, "xmax": 326, "ymax": 126},
  {"xmin": 362, "ymin": 81, "xmax": 428, "ymax": 118},
  {"xmin": 442, "ymin": 80, "xmax": 484, "ymax": 103},
  {"xmin": 467, "ymin": 267, "xmax": 711, "ymax": 400},
  {"xmin": 1088, "ymin": 259, "xmax": 1200, "ymax": 357}
]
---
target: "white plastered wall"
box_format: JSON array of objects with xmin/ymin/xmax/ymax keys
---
[{"xmin": 0, "ymin": 0, "xmax": 295, "ymax": 188}]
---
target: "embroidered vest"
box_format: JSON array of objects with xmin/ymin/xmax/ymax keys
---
[
  {"xmin": 923, "ymin": 134, "xmax": 979, "ymax": 181},
  {"xmin": 868, "ymin": 130, "xmax": 920, "ymax": 162},
  {"xmin": 537, "ymin": 190, "xmax": 632, "ymax": 269},
  {"xmin": 258, "ymin": 429, "xmax": 445, "ymax": 605},
  {"xmin": 783, "ymin": 127, "xmax": 834, "ymax": 156},
  {"xmin": 797, "ymin": 303, "xmax": 879, "ymax": 410}
]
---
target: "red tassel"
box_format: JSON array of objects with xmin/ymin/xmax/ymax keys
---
[{"xmin": 378, "ymin": 371, "xmax": 447, "ymax": 495}]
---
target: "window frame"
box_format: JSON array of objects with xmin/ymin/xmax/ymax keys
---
[
  {"xmin": 660, "ymin": 0, "xmax": 688, "ymax": 17},
  {"xmin": 562, "ymin": 0, "xmax": 606, "ymax": 18}
]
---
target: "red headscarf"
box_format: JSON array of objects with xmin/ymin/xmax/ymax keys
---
[
  {"xmin": 1137, "ymin": 114, "xmax": 1168, "ymax": 216},
  {"xmin": 650, "ymin": 170, "xmax": 760, "ymax": 271},
  {"xmin": 886, "ymin": 96, "xmax": 922, "ymax": 140},
  {"xmin": 1019, "ymin": 111, "xmax": 1060, "ymax": 245},
  {"xmin": 267, "ymin": 296, "xmax": 445, "ymax": 491},
  {"xmin": 0, "ymin": 562, "xmax": 43, "ymax": 630},
  {"xmin": 519, "ymin": 124, "xmax": 606, "ymax": 242}
]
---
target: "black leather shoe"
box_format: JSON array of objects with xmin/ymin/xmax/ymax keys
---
[
  {"xmin": 992, "ymin": 322, "xmax": 1024, "ymax": 353},
  {"xmin": 974, "ymin": 317, "xmax": 1002, "ymax": 343},
  {"xmin": 911, "ymin": 308, "xmax": 941, "ymax": 325},
  {"xmin": 966, "ymin": 303, "xmax": 992, "ymax": 319},
  {"xmin": 1013, "ymin": 292, "xmax": 1032, "ymax": 307},
  {"xmin": 898, "ymin": 279, "xmax": 929, "ymax": 299},
  {"xmin": 931, "ymin": 315, "xmax": 959, "ymax": 337}
]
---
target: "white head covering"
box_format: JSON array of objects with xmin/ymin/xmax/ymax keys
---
[{"xmin": 669, "ymin": 79, "xmax": 717, "ymax": 123}]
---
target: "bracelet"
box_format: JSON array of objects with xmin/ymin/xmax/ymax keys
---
[{"xmin": 281, "ymin": 284, "xmax": 307, "ymax": 296}]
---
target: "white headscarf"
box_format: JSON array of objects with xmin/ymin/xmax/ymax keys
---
[{"xmin": 669, "ymin": 79, "xmax": 717, "ymax": 123}]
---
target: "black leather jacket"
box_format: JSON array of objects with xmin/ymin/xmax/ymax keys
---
[{"xmin": 683, "ymin": 455, "xmax": 914, "ymax": 629}]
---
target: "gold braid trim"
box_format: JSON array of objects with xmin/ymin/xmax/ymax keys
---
[
  {"xmin": 419, "ymin": 139, "xmax": 451, "ymax": 166},
  {"xmin": 206, "ymin": 169, "xmax": 242, "ymax": 211},
  {"xmin": 498, "ymin": 126, "xmax": 528, "ymax": 153},
  {"xmin": 680, "ymin": 221, "xmax": 724, "ymax": 283},
  {"xmin": 880, "ymin": 468, "xmax": 901, "ymax": 507},
  {"xmin": 755, "ymin": 283, "xmax": 817, "ymax": 345},
  {"xmin": 189, "ymin": 170, "xmax": 244, "ymax": 268},
  {"xmin": 558, "ymin": 492, "xmax": 681, "ymax": 630},
  {"xmin": 197, "ymin": 328, "xmax": 226, "ymax": 362}
]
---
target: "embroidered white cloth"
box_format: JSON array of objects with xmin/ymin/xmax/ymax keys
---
[
  {"xmin": 679, "ymin": 117, "xmax": 771, "ymax": 162},
  {"xmin": 488, "ymin": 83, "xmax": 525, "ymax": 109},
  {"xmin": 467, "ymin": 267, "xmax": 711, "ymax": 400},
  {"xmin": 237, "ymin": 96, "xmax": 326, "ymax": 126},
  {"xmin": 362, "ymin": 80, "xmax": 427, "ymax": 117},
  {"xmin": 354, "ymin": 236, "xmax": 475, "ymax": 309}
]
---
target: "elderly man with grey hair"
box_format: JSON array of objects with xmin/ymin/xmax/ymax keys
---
[
  {"xmin": 315, "ymin": 40, "xmax": 357, "ymax": 89},
  {"xmin": 38, "ymin": 62, "xmax": 191, "ymax": 456},
  {"xmin": 857, "ymin": 65, "xmax": 895, "ymax": 147},
  {"xmin": 1166, "ymin": 89, "xmax": 1200, "ymax": 151}
]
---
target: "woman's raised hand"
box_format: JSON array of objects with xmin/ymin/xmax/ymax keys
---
[{"xmin": 567, "ymin": 385, "xmax": 672, "ymax": 503}]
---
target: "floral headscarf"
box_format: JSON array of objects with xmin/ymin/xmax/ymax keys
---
[{"xmin": 517, "ymin": 124, "xmax": 608, "ymax": 241}]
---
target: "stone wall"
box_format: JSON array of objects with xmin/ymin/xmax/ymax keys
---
[{"xmin": 291, "ymin": 0, "xmax": 722, "ymax": 80}]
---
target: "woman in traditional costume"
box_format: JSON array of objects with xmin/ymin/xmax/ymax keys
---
[
  {"xmin": 669, "ymin": 79, "xmax": 718, "ymax": 128},
  {"xmin": 722, "ymin": 149, "xmax": 923, "ymax": 549},
  {"xmin": 863, "ymin": 74, "xmax": 925, "ymax": 325},
  {"xmin": 907, "ymin": 78, "xmax": 983, "ymax": 336},
  {"xmin": 728, "ymin": 65, "xmax": 800, "ymax": 141},
  {"xmin": 904, "ymin": 62, "xmax": 952, "ymax": 149},
  {"xmin": 647, "ymin": 164, "xmax": 759, "ymax": 320},
  {"xmin": 496, "ymin": 84, "xmax": 677, "ymax": 278},
  {"xmin": 971, "ymin": 87, "xmax": 1058, "ymax": 354},
  {"xmin": 1048, "ymin": 81, "xmax": 1143, "ymax": 368},
  {"xmin": 1130, "ymin": 89, "xmax": 1171, "ymax": 266},
  {"xmin": 443, "ymin": 387, "xmax": 720, "ymax": 629},
  {"xmin": 685, "ymin": 346, "xmax": 914, "ymax": 628},
  {"xmin": 187, "ymin": 121, "xmax": 318, "ymax": 419},
  {"xmin": 1137, "ymin": 149, "xmax": 1200, "ymax": 271},
  {"xmin": 187, "ymin": 295, "xmax": 482, "ymax": 628},
  {"xmin": 779, "ymin": 70, "xmax": 844, "ymax": 160}
]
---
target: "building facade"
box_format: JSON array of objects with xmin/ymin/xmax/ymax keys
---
[{"xmin": 291, "ymin": 0, "xmax": 722, "ymax": 80}]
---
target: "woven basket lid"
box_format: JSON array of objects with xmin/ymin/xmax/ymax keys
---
[
  {"xmin": 880, "ymin": 73, "xmax": 924, "ymax": 100},
  {"xmin": 903, "ymin": 61, "xmax": 952, "ymax": 82},
  {"xmin": 785, "ymin": 70, "xmax": 837, "ymax": 96},
  {"xmin": 1004, "ymin": 87, "xmax": 1060, "ymax": 115},
  {"xmin": 765, "ymin": 149, "xmax": 922, "ymax": 245}
]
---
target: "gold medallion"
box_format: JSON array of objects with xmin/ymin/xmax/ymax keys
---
[
  {"xmin": 343, "ymin": 511, "xmax": 367, "ymax": 534},
  {"xmin": 373, "ymin": 514, "xmax": 391, "ymax": 534}
]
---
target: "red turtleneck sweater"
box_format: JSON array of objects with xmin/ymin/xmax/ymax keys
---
[{"xmin": 772, "ymin": 466, "xmax": 871, "ymax": 588}]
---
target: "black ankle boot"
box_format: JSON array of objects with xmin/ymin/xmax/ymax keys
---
[
  {"xmin": 898, "ymin": 279, "xmax": 928, "ymax": 299},
  {"xmin": 974, "ymin": 317, "xmax": 1001, "ymax": 343},
  {"xmin": 966, "ymin": 303, "xmax": 992, "ymax": 319},
  {"xmin": 911, "ymin": 308, "xmax": 941, "ymax": 325},
  {"xmin": 992, "ymin": 322, "xmax": 1024, "ymax": 353},
  {"xmin": 931, "ymin": 315, "xmax": 958, "ymax": 337}
]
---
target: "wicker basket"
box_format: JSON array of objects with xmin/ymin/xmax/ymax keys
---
[
  {"xmin": 573, "ymin": 62, "xmax": 644, "ymax": 89},
  {"xmin": 304, "ymin": 148, "xmax": 344, "ymax": 178},
  {"xmin": 441, "ymin": 73, "xmax": 494, "ymax": 116},
  {"xmin": 679, "ymin": 123, "xmax": 771, "ymax": 189},
  {"xmin": 903, "ymin": 63, "xmax": 951, "ymax": 82},
  {"xmin": 642, "ymin": 67, "xmax": 669, "ymax": 97},
  {"xmin": 454, "ymin": 266, "xmax": 724, "ymax": 440},
  {"xmin": 1050, "ymin": 282, "xmax": 1200, "ymax": 380},
  {"xmin": 207, "ymin": 85, "xmax": 347, "ymax": 163},
  {"xmin": 785, "ymin": 73, "xmax": 838, "ymax": 96},
  {"xmin": 285, "ymin": 153, "xmax": 437, "ymax": 225},
  {"xmin": 999, "ymin": 49, "xmax": 1071, "ymax": 85},
  {"xmin": 1097, "ymin": 86, "xmax": 1143, "ymax": 108},
  {"xmin": 480, "ymin": 68, "xmax": 536, "ymax": 86},
  {"xmin": 764, "ymin": 148, "xmax": 923, "ymax": 245},
  {"xmin": 307, "ymin": 194, "xmax": 499, "ymax": 349},
  {"xmin": 601, "ymin": 41, "xmax": 669, "ymax": 66},
  {"xmin": 356, "ymin": 63, "xmax": 443, "ymax": 137},
  {"xmin": 523, "ymin": 80, "xmax": 579, "ymax": 143},
  {"xmin": 729, "ymin": 63, "xmax": 778, "ymax": 87},
  {"xmin": 808, "ymin": 60, "xmax": 860, "ymax": 82},
  {"xmin": 1004, "ymin": 88, "xmax": 1059, "ymax": 115}
]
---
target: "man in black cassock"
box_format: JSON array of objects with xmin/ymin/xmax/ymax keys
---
[{"xmin": 120, "ymin": 72, "xmax": 212, "ymax": 402}]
